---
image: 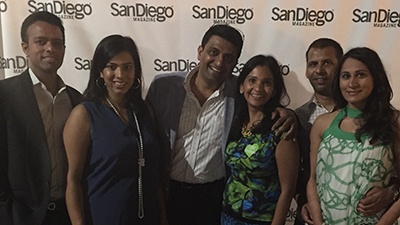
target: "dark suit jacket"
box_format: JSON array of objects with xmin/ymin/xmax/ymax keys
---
[
  {"xmin": 0, "ymin": 70, "xmax": 82, "ymax": 225},
  {"xmin": 294, "ymin": 99, "xmax": 315, "ymax": 211}
]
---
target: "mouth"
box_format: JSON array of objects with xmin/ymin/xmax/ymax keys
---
[
  {"xmin": 346, "ymin": 90, "xmax": 361, "ymax": 96},
  {"xmin": 209, "ymin": 65, "xmax": 222, "ymax": 74},
  {"xmin": 113, "ymin": 81, "xmax": 128, "ymax": 88},
  {"xmin": 250, "ymin": 93, "xmax": 265, "ymax": 99},
  {"xmin": 42, "ymin": 56, "xmax": 57, "ymax": 63},
  {"xmin": 314, "ymin": 77, "xmax": 328, "ymax": 84}
]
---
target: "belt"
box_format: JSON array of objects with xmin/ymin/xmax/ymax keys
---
[
  {"xmin": 170, "ymin": 178, "xmax": 224, "ymax": 190},
  {"xmin": 47, "ymin": 198, "xmax": 66, "ymax": 211}
]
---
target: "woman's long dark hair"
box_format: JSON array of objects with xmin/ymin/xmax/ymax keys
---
[
  {"xmin": 229, "ymin": 54, "xmax": 290, "ymax": 141},
  {"xmin": 332, "ymin": 47, "xmax": 397, "ymax": 145},
  {"xmin": 83, "ymin": 34, "xmax": 145, "ymax": 110}
]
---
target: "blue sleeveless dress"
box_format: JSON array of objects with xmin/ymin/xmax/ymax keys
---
[{"xmin": 82, "ymin": 101, "xmax": 161, "ymax": 225}]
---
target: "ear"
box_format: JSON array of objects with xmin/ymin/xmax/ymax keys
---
[
  {"xmin": 239, "ymin": 84, "xmax": 244, "ymax": 94},
  {"xmin": 197, "ymin": 45, "xmax": 204, "ymax": 61},
  {"xmin": 100, "ymin": 72, "xmax": 104, "ymax": 78},
  {"xmin": 21, "ymin": 42, "xmax": 29, "ymax": 57}
]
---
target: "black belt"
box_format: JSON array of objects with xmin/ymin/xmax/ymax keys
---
[
  {"xmin": 170, "ymin": 178, "xmax": 224, "ymax": 190},
  {"xmin": 47, "ymin": 198, "xmax": 66, "ymax": 211}
]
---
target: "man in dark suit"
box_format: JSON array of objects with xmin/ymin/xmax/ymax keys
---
[{"xmin": 0, "ymin": 11, "xmax": 82, "ymax": 225}]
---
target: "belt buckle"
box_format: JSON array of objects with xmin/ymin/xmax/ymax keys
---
[{"xmin": 47, "ymin": 202, "xmax": 57, "ymax": 211}]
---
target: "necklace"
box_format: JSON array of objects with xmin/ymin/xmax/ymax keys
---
[
  {"xmin": 105, "ymin": 97, "xmax": 145, "ymax": 219},
  {"xmin": 241, "ymin": 124, "xmax": 252, "ymax": 137},
  {"xmin": 105, "ymin": 97, "xmax": 128, "ymax": 125},
  {"xmin": 241, "ymin": 114, "xmax": 265, "ymax": 137}
]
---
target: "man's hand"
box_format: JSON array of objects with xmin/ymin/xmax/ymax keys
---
[
  {"xmin": 271, "ymin": 107, "xmax": 297, "ymax": 140},
  {"xmin": 301, "ymin": 203, "xmax": 314, "ymax": 224},
  {"xmin": 357, "ymin": 186, "xmax": 393, "ymax": 216}
]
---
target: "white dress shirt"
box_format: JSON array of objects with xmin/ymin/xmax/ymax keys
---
[{"xmin": 169, "ymin": 70, "xmax": 226, "ymax": 183}]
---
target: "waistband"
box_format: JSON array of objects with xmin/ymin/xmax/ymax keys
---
[{"xmin": 170, "ymin": 178, "xmax": 225, "ymax": 189}]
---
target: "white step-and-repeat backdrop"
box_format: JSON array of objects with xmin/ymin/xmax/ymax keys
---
[{"xmin": 1, "ymin": 1, "xmax": 400, "ymax": 223}]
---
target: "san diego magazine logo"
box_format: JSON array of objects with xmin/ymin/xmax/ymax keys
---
[
  {"xmin": 271, "ymin": 7, "xmax": 334, "ymax": 26},
  {"xmin": 192, "ymin": 5, "xmax": 254, "ymax": 24},
  {"xmin": 27, "ymin": 0, "xmax": 92, "ymax": 19},
  {"xmin": 353, "ymin": 8, "xmax": 400, "ymax": 28},
  {"xmin": 0, "ymin": 56, "xmax": 28, "ymax": 74},
  {"xmin": 110, "ymin": 2, "xmax": 174, "ymax": 22}
]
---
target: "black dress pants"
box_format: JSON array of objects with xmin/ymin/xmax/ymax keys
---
[
  {"xmin": 42, "ymin": 198, "xmax": 71, "ymax": 225},
  {"xmin": 167, "ymin": 179, "xmax": 225, "ymax": 225}
]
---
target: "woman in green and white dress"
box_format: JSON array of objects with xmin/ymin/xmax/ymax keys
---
[{"xmin": 307, "ymin": 47, "xmax": 400, "ymax": 225}]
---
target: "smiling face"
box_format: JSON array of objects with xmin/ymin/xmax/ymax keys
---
[
  {"xmin": 339, "ymin": 57, "xmax": 374, "ymax": 109},
  {"xmin": 306, "ymin": 47, "xmax": 338, "ymax": 97},
  {"xmin": 197, "ymin": 35, "xmax": 239, "ymax": 87},
  {"xmin": 101, "ymin": 51, "xmax": 135, "ymax": 98},
  {"xmin": 22, "ymin": 21, "xmax": 65, "ymax": 76},
  {"xmin": 240, "ymin": 65, "xmax": 275, "ymax": 112}
]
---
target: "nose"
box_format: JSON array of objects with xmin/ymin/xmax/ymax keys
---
[
  {"xmin": 214, "ymin": 54, "xmax": 224, "ymax": 67},
  {"xmin": 44, "ymin": 41, "xmax": 54, "ymax": 52},
  {"xmin": 114, "ymin": 67, "xmax": 123, "ymax": 78},
  {"xmin": 316, "ymin": 63, "xmax": 325, "ymax": 74},
  {"xmin": 254, "ymin": 81, "xmax": 263, "ymax": 91},
  {"xmin": 348, "ymin": 76, "xmax": 358, "ymax": 87}
]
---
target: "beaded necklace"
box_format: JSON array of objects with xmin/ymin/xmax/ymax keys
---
[{"xmin": 105, "ymin": 97, "xmax": 145, "ymax": 219}]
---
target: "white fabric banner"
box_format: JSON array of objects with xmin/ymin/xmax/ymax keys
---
[
  {"xmin": 1, "ymin": 1, "xmax": 400, "ymax": 223},
  {"xmin": 1, "ymin": 0, "xmax": 400, "ymax": 109}
]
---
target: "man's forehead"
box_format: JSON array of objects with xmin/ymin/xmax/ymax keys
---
[
  {"xmin": 206, "ymin": 36, "xmax": 238, "ymax": 55},
  {"xmin": 308, "ymin": 47, "xmax": 337, "ymax": 60},
  {"xmin": 27, "ymin": 22, "xmax": 63, "ymax": 39}
]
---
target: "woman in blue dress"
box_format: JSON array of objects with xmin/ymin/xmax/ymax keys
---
[
  {"xmin": 63, "ymin": 35, "xmax": 167, "ymax": 225},
  {"xmin": 222, "ymin": 55, "xmax": 299, "ymax": 225}
]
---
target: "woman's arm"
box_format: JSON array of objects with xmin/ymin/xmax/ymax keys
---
[
  {"xmin": 306, "ymin": 116, "xmax": 327, "ymax": 225},
  {"xmin": 377, "ymin": 111, "xmax": 400, "ymax": 225},
  {"xmin": 376, "ymin": 200, "xmax": 400, "ymax": 225},
  {"xmin": 63, "ymin": 105, "xmax": 91, "ymax": 225},
  {"xmin": 271, "ymin": 137, "xmax": 299, "ymax": 225}
]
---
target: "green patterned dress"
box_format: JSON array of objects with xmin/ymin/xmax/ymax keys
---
[
  {"xmin": 222, "ymin": 129, "xmax": 282, "ymax": 223},
  {"xmin": 316, "ymin": 107, "xmax": 395, "ymax": 225}
]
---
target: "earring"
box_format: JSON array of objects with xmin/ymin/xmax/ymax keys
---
[
  {"xmin": 131, "ymin": 78, "xmax": 141, "ymax": 89},
  {"xmin": 96, "ymin": 77, "xmax": 105, "ymax": 89}
]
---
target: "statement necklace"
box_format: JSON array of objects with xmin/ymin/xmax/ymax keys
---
[
  {"xmin": 241, "ymin": 114, "xmax": 265, "ymax": 137},
  {"xmin": 106, "ymin": 97, "xmax": 145, "ymax": 219},
  {"xmin": 241, "ymin": 124, "xmax": 252, "ymax": 137}
]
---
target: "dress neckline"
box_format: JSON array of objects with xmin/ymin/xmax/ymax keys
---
[{"xmin": 345, "ymin": 105, "xmax": 362, "ymax": 118}]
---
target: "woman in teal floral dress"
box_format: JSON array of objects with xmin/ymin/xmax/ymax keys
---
[{"xmin": 222, "ymin": 55, "xmax": 299, "ymax": 225}]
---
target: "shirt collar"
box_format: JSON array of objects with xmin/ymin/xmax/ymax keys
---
[
  {"xmin": 183, "ymin": 66, "xmax": 226, "ymax": 94},
  {"xmin": 310, "ymin": 95, "xmax": 334, "ymax": 113},
  {"xmin": 29, "ymin": 68, "xmax": 66, "ymax": 93}
]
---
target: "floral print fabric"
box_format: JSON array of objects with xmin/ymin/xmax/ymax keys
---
[{"xmin": 223, "ymin": 130, "xmax": 281, "ymax": 223}]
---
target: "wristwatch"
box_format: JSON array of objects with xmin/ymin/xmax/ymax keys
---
[{"xmin": 388, "ymin": 184, "xmax": 400, "ymax": 202}]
